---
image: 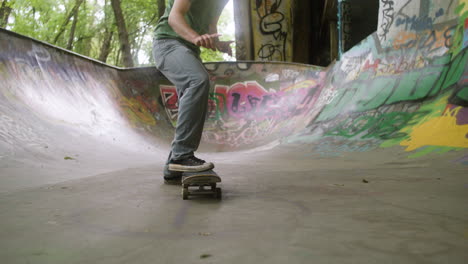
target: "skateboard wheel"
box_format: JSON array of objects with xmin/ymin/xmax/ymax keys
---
[
  {"xmin": 216, "ymin": 188, "xmax": 222, "ymax": 199},
  {"xmin": 182, "ymin": 188, "xmax": 189, "ymax": 200}
]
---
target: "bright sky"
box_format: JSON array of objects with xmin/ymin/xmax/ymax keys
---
[{"xmin": 220, "ymin": 0, "xmax": 235, "ymax": 37}]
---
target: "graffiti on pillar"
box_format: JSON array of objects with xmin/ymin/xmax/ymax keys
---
[
  {"xmin": 339, "ymin": 0, "xmax": 352, "ymax": 53},
  {"xmin": 379, "ymin": 0, "xmax": 395, "ymax": 41},
  {"xmin": 377, "ymin": 0, "xmax": 459, "ymax": 50},
  {"xmin": 251, "ymin": 0, "xmax": 293, "ymax": 62}
]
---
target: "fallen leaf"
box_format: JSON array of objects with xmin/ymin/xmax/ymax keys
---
[{"xmin": 200, "ymin": 254, "xmax": 212, "ymax": 259}]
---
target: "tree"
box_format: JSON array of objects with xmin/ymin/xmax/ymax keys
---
[
  {"xmin": 157, "ymin": 0, "xmax": 165, "ymax": 20},
  {"xmin": 98, "ymin": 0, "xmax": 115, "ymax": 63},
  {"xmin": 66, "ymin": 0, "xmax": 83, "ymax": 49},
  {"xmin": 53, "ymin": 0, "xmax": 85, "ymax": 45},
  {"xmin": 4, "ymin": 0, "xmax": 234, "ymax": 66},
  {"xmin": 0, "ymin": 0, "xmax": 13, "ymax": 28},
  {"xmin": 111, "ymin": 0, "xmax": 133, "ymax": 67}
]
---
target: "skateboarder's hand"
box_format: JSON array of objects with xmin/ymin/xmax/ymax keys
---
[
  {"xmin": 193, "ymin": 33, "xmax": 221, "ymax": 51},
  {"xmin": 216, "ymin": 41, "xmax": 234, "ymax": 56}
]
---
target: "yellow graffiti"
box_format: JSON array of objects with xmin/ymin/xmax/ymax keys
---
[
  {"xmin": 120, "ymin": 97, "xmax": 156, "ymax": 126},
  {"xmin": 282, "ymin": 80, "xmax": 317, "ymax": 92},
  {"xmin": 460, "ymin": 0, "xmax": 468, "ymax": 15},
  {"xmin": 401, "ymin": 106, "xmax": 468, "ymax": 151}
]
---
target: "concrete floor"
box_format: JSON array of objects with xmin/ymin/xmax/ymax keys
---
[{"xmin": 1, "ymin": 146, "xmax": 467, "ymax": 264}]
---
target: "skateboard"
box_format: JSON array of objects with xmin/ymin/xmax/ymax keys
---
[{"xmin": 181, "ymin": 169, "xmax": 222, "ymax": 200}]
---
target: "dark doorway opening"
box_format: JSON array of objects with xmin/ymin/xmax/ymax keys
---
[{"xmin": 294, "ymin": 0, "xmax": 380, "ymax": 66}]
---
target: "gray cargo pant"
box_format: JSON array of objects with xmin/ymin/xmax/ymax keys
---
[{"xmin": 152, "ymin": 38, "xmax": 210, "ymax": 164}]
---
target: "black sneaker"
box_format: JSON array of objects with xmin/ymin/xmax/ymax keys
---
[
  {"xmin": 163, "ymin": 165, "xmax": 183, "ymax": 185},
  {"xmin": 168, "ymin": 156, "xmax": 214, "ymax": 172}
]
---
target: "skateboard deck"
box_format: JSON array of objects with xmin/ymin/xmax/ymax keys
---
[{"xmin": 181, "ymin": 169, "xmax": 222, "ymax": 200}]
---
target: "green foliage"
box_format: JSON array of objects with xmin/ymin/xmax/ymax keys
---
[
  {"xmin": 4, "ymin": 0, "xmax": 235, "ymax": 66},
  {"xmin": 200, "ymin": 47, "xmax": 225, "ymax": 62},
  {"xmin": 201, "ymin": 1, "xmax": 236, "ymax": 62}
]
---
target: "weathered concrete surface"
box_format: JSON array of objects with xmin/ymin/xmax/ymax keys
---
[
  {"xmin": 0, "ymin": 148, "xmax": 467, "ymax": 264},
  {"xmin": 1, "ymin": 0, "xmax": 468, "ymax": 263}
]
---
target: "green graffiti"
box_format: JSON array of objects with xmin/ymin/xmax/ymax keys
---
[
  {"xmin": 450, "ymin": 2, "xmax": 468, "ymax": 56},
  {"xmin": 381, "ymin": 92, "xmax": 450, "ymax": 149},
  {"xmin": 325, "ymin": 115, "xmax": 375, "ymax": 138},
  {"xmin": 455, "ymin": 85, "xmax": 468, "ymax": 102},
  {"xmin": 444, "ymin": 50, "xmax": 468, "ymax": 88},
  {"xmin": 208, "ymin": 92, "xmax": 228, "ymax": 121},
  {"xmin": 447, "ymin": 49, "xmax": 468, "ymax": 104},
  {"xmin": 317, "ymin": 48, "xmax": 468, "ymax": 122},
  {"xmin": 324, "ymin": 110, "xmax": 428, "ymax": 141},
  {"xmin": 363, "ymin": 111, "xmax": 429, "ymax": 140}
]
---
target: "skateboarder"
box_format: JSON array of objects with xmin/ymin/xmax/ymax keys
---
[{"xmin": 152, "ymin": 0, "xmax": 232, "ymax": 184}]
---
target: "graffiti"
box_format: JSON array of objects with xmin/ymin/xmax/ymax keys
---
[
  {"xmin": 258, "ymin": 44, "xmax": 285, "ymax": 61},
  {"xmin": 316, "ymin": 88, "xmax": 338, "ymax": 106},
  {"xmin": 401, "ymin": 104, "xmax": 468, "ymax": 151},
  {"xmin": 318, "ymin": 38, "xmax": 468, "ymax": 122},
  {"xmin": 451, "ymin": 1, "xmax": 468, "ymax": 55},
  {"xmin": 159, "ymin": 85, "xmax": 179, "ymax": 126},
  {"xmin": 265, "ymin": 73, "xmax": 280, "ymax": 82},
  {"xmin": 324, "ymin": 110, "xmax": 428, "ymax": 141},
  {"xmin": 339, "ymin": 50, "xmax": 370, "ymax": 81},
  {"xmin": 252, "ymin": 0, "xmax": 291, "ymax": 61},
  {"xmin": 282, "ymin": 69, "xmax": 300, "ymax": 80},
  {"xmin": 227, "ymin": 80, "xmax": 321, "ymax": 120},
  {"xmin": 203, "ymin": 118, "xmax": 276, "ymax": 148},
  {"xmin": 454, "ymin": 105, "xmax": 468, "ymax": 125},
  {"xmin": 307, "ymin": 100, "xmax": 421, "ymax": 139},
  {"xmin": 227, "ymin": 81, "xmax": 274, "ymax": 118},
  {"xmin": 158, "ymin": 78, "xmax": 323, "ymax": 148},
  {"xmin": 464, "ymin": 18, "xmax": 468, "ymax": 48},
  {"xmin": 339, "ymin": 0, "xmax": 352, "ymax": 52},
  {"xmin": 8, "ymin": 53, "xmax": 90, "ymax": 86},
  {"xmin": 360, "ymin": 52, "xmax": 429, "ymax": 77},
  {"xmin": 27, "ymin": 44, "xmax": 51, "ymax": 62},
  {"xmin": 392, "ymin": 25, "xmax": 457, "ymax": 53},
  {"xmin": 3, "ymin": 0, "xmax": 468, "ymax": 162},
  {"xmin": 377, "ymin": 0, "xmax": 460, "ymax": 48},
  {"xmin": 379, "ymin": 0, "xmax": 395, "ymax": 41},
  {"xmin": 120, "ymin": 96, "xmax": 156, "ymax": 126},
  {"xmin": 395, "ymin": 8, "xmax": 445, "ymax": 31}
]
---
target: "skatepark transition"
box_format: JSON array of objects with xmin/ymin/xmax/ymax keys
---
[
  {"xmin": 0, "ymin": 0, "xmax": 467, "ymax": 189},
  {"xmin": 1, "ymin": 0, "xmax": 468, "ymax": 263}
]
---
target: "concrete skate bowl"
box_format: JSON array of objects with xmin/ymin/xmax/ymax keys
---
[{"xmin": 1, "ymin": 0, "xmax": 468, "ymax": 193}]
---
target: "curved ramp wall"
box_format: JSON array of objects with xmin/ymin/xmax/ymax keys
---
[
  {"xmin": 0, "ymin": 0, "xmax": 467, "ymax": 169},
  {"xmin": 0, "ymin": 29, "xmax": 327, "ymax": 154},
  {"xmin": 298, "ymin": 0, "xmax": 468, "ymax": 160}
]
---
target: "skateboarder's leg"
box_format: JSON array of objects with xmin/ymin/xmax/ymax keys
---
[{"xmin": 153, "ymin": 39, "xmax": 213, "ymax": 173}]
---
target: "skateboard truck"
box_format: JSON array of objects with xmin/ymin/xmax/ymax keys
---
[{"xmin": 181, "ymin": 169, "xmax": 222, "ymax": 200}]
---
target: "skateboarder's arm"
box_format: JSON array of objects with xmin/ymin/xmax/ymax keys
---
[
  {"xmin": 208, "ymin": 16, "xmax": 233, "ymax": 56},
  {"xmin": 169, "ymin": 0, "xmax": 219, "ymax": 50}
]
